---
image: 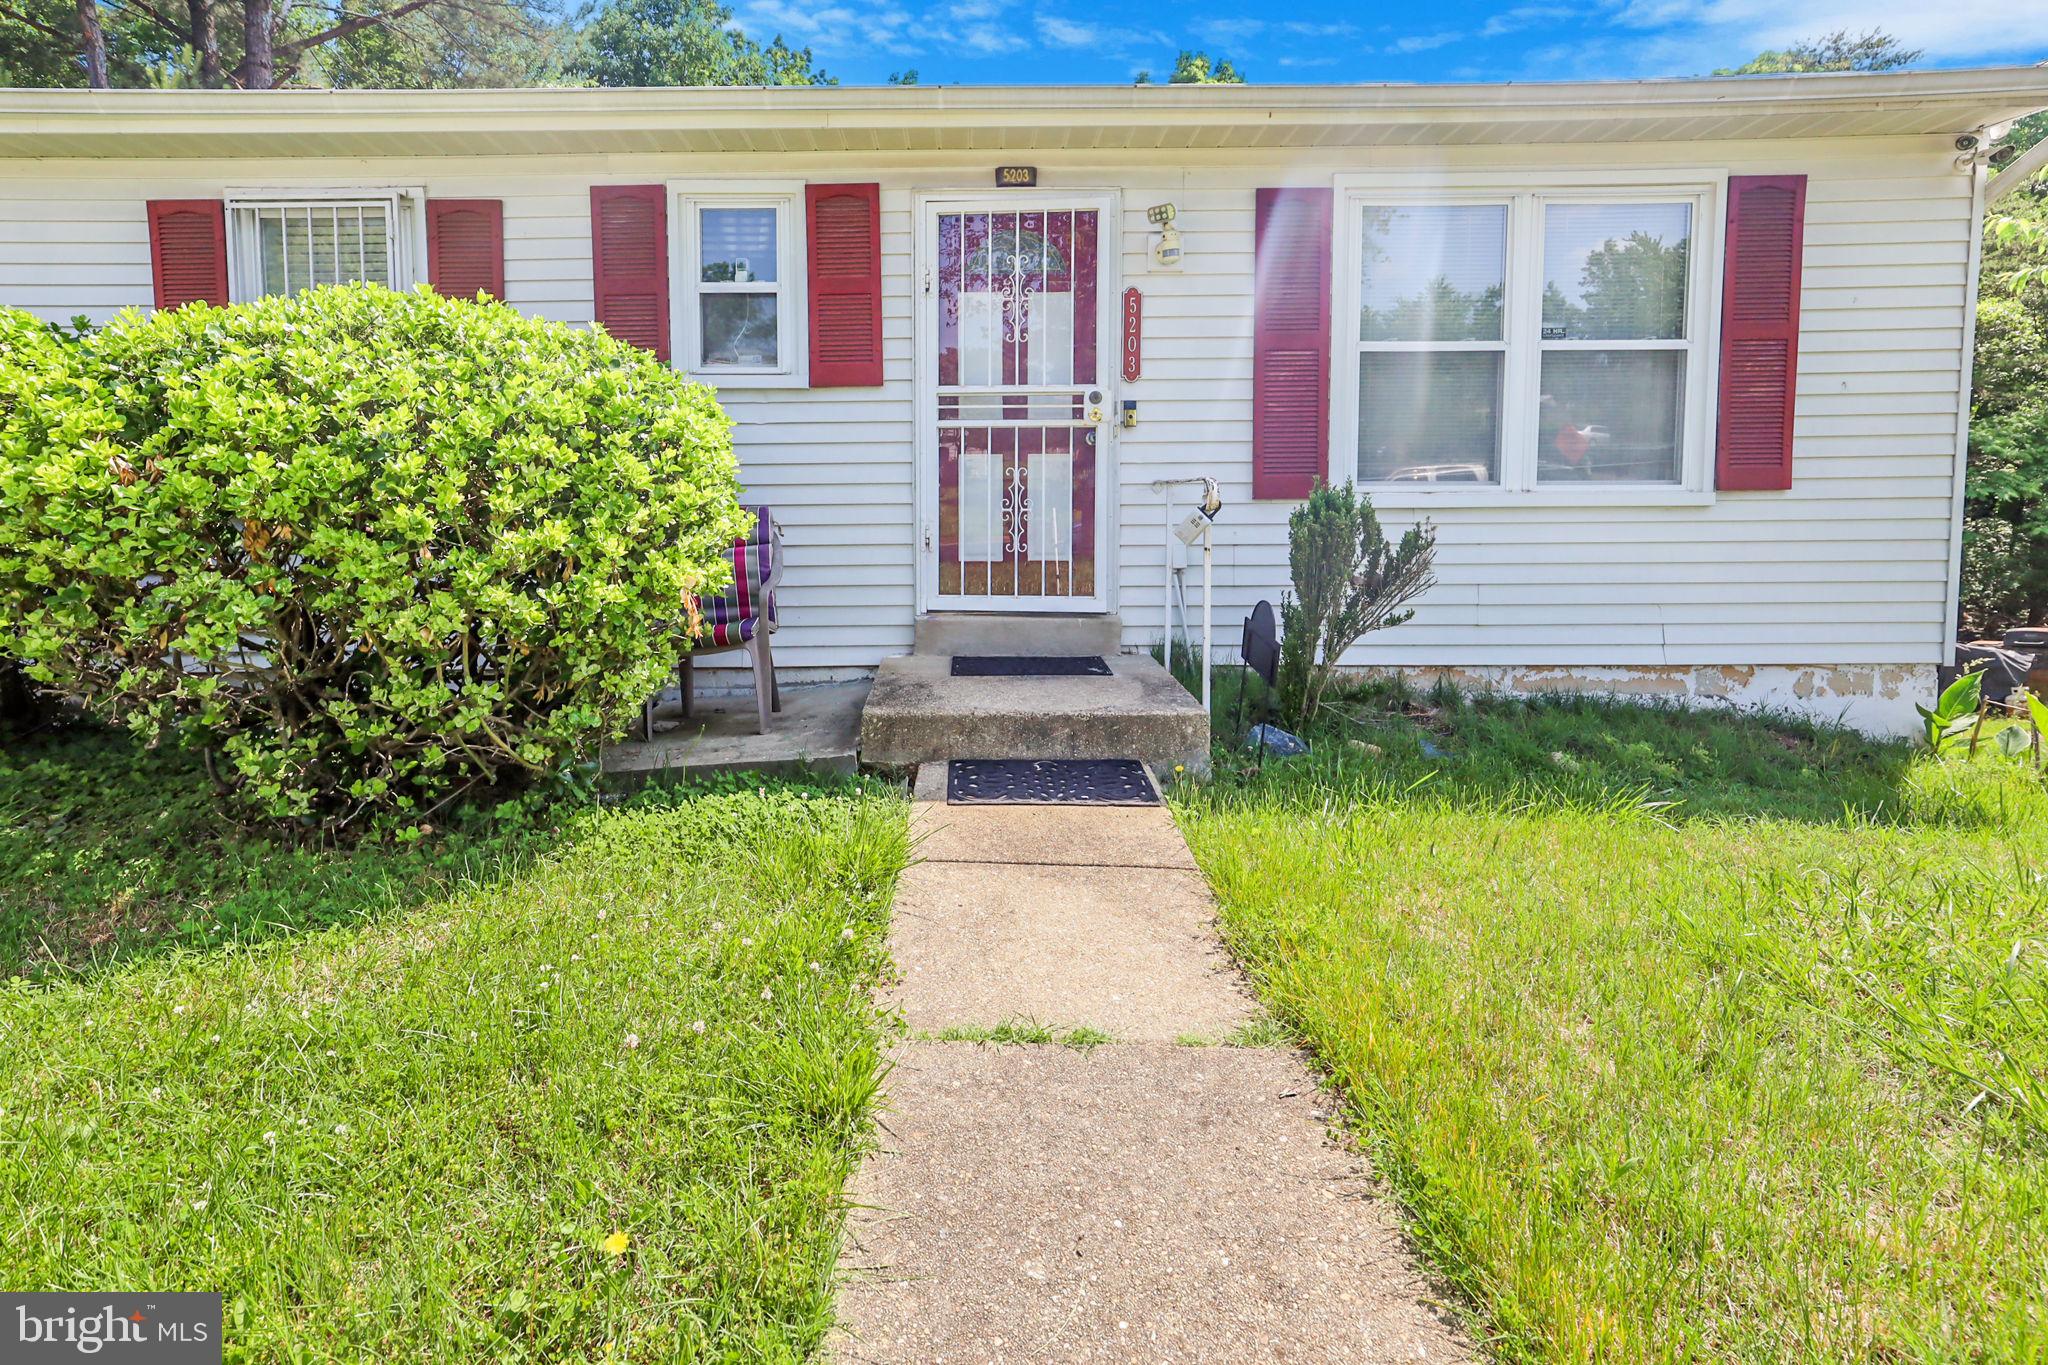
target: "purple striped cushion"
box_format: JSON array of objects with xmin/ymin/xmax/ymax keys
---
[{"xmin": 694, "ymin": 507, "xmax": 778, "ymax": 648}]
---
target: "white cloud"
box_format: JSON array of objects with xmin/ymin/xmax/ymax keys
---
[
  {"xmin": 1589, "ymin": 0, "xmax": 2048, "ymax": 66},
  {"xmin": 1196, "ymin": 16, "xmax": 1266, "ymax": 43},
  {"xmin": 1387, "ymin": 30, "xmax": 1462, "ymax": 53},
  {"xmin": 733, "ymin": 0, "xmax": 919, "ymax": 55},
  {"xmin": 1036, "ymin": 13, "xmax": 1172, "ymax": 54}
]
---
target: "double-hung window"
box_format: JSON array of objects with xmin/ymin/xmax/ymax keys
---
[
  {"xmin": 1337, "ymin": 176, "xmax": 1716, "ymax": 499},
  {"xmin": 226, "ymin": 191, "xmax": 420, "ymax": 301},
  {"xmin": 673, "ymin": 184, "xmax": 805, "ymax": 383}
]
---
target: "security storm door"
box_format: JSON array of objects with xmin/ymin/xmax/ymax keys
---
[{"xmin": 926, "ymin": 203, "xmax": 1112, "ymax": 610}]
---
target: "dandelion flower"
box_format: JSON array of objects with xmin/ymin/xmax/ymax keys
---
[{"xmin": 601, "ymin": 1230, "xmax": 631, "ymax": 1256}]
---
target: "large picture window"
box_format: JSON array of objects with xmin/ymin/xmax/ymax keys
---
[{"xmin": 1338, "ymin": 180, "xmax": 1715, "ymax": 499}]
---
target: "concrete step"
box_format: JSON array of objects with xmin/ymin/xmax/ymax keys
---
[
  {"xmin": 913, "ymin": 611, "xmax": 1122, "ymax": 658},
  {"xmin": 859, "ymin": 652, "xmax": 1209, "ymax": 774}
]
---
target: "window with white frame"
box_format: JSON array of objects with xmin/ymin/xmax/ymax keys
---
[
  {"xmin": 227, "ymin": 194, "xmax": 415, "ymax": 301},
  {"xmin": 676, "ymin": 189, "xmax": 801, "ymax": 379},
  {"xmin": 1341, "ymin": 183, "xmax": 1711, "ymax": 494}
]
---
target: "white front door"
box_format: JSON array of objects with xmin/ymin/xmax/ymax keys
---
[{"xmin": 917, "ymin": 195, "xmax": 1116, "ymax": 612}]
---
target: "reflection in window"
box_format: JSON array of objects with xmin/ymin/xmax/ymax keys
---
[
  {"xmin": 1356, "ymin": 203, "xmax": 1507, "ymax": 484},
  {"xmin": 1539, "ymin": 351, "xmax": 1685, "ymax": 483},
  {"xmin": 1359, "ymin": 205, "xmax": 1506, "ymax": 342},
  {"xmin": 1540, "ymin": 202, "xmax": 1690, "ymax": 341},
  {"xmin": 1359, "ymin": 353, "xmax": 1502, "ymax": 483}
]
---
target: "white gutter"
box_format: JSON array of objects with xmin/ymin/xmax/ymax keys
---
[{"xmin": 1, "ymin": 66, "xmax": 2046, "ymax": 139}]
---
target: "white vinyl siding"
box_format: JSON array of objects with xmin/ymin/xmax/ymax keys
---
[{"xmin": 0, "ymin": 137, "xmax": 1977, "ymax": 682}]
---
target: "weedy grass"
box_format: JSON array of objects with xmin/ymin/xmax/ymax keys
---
[
  {"xmin": 0, "ymin": 730, "xmax": 910, "ymax": 1362},
  {"xmin": 1174, "ymin": 686, "xmax": 2048, "ymax": 1361}
]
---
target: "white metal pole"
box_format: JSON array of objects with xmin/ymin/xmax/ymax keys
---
[
  {"xmin": 1161, "ymin": 486, "xmax": 1174, "ymax": 676},
  {"xmin": 1201, "ymin": 523, "xmax": 1213, "ymax": 715}
]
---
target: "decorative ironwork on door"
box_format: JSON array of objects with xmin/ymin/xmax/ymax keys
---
[{"xmin": 935, "ymin": 209, "xmax": 1100, "ymax": 601}]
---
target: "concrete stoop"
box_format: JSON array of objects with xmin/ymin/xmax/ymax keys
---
[{"xmin": 858, "ymin": 649, "xmax": 1210, "ymax": 776}]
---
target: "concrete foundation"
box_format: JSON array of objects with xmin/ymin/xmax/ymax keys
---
[{"xmin": 1357, "ymin": 661, "xmax": 1937, "ymax": 739}]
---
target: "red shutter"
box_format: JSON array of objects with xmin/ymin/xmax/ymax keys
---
[
  {"xmin": 590, "ymin": 185, "xmax": 669, "ymax": 361},
  {"xmin": 1716, "ymin": 174, "xmax": 1806, "ymax": 491},
  {"xmin": 1252, "ymin": 187, "xmax": 1333, "ymax": 501},
  {"xmin": 427, "ymin": 199, "xmax": 504, "ymax": 301},
  {"xmin": 147, "ymin": 200, "xmax": 227, "ymax": 311},
  {"xmin": 806, "ymin": 183, "xmax": 883, "ymax": 386}
]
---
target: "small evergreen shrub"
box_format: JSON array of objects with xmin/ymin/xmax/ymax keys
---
[
  {"xmin": 1276, "ymin": 482, "xmax": 1436, "ymax": 728},
  {"xmin": 0, "ymin": 286, "xmax": 749, "ymax": 831}
]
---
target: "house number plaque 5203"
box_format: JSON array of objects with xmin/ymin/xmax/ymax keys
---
[{"xmin": 1121, "ymin": 287, "xmax": 1142, "ymax": 382}]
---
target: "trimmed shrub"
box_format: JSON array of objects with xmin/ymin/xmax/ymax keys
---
[
  {"xmin": 1276, "ymin": 482, "xmax": 1436, "ymax": 728},
  {"xmin": 0, "ymin": 286, "xmax": 748, "ymax": 832}
]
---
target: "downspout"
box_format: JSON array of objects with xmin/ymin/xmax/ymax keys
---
[{"xmin": 1941, "ymin": 147, "xmax": 1990, "ymax": 658}]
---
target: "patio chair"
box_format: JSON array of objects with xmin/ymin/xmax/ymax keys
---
[{"xmin": 643, "ymin": 506, "xmax": 783, "ymax": 739}]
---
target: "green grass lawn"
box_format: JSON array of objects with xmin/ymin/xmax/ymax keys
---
[
  {"xmin": 0, "ymin": 732, "xmax": 909, "ymax": 1362},
  {"xmin": 1175, "ymin": 684, "xmax": 2048, "ymax": 1361}
]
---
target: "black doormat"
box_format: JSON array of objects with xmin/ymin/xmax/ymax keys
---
[
  {"xmin": 950, "ymin": 655, "xmax": 1113, "ymax": 677},
  {"xmin": 947, "ymin": 758, "xmax": 1160, "ymax": 806}
]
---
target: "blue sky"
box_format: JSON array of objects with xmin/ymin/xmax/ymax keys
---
[{"xmin": 727, "ymin": 0, "xmax": 2048, "ymax": 86}]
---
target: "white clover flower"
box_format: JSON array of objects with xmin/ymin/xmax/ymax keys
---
[
  {"xmin": 839, "ymin": 928, "xmax": 855, "ymax": 943},
  {"xmin": 334, "ymin": 1123, "xmax": 350, "ymax": 1136},
  {"xmin": 623, "ymin": 1033, "xmax": 640, "ymax": 1050},
  {"xmin": 761, "ymin": 987, "xmax": 773, "ymax": 1002},
  {"xmin": 692, "ymin": 1020, "xmax": 706, "ymax": 1035},
  {"xmin": 808, "ymin": 962, "xmax": 821, "ymax": 973},
  {"xmin": 262, "ymin": 1131, "xmax": 277, "ymax": 1146}
]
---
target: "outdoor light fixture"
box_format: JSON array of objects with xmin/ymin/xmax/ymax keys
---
[{"xmin": 1147, "ymin": 203, "xmax": 1183, "ymax": 268}]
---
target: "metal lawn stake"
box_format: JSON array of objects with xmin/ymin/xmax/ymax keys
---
[{"xmin": 1237, "ymin": 599, "xmax": 1279, "ymax": 770}]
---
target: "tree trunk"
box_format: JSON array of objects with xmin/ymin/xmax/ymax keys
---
[
  {"xmin": 74, "ymin": 0, "xmax": 108, "ymax": 87},
  {"xmin": 188, "ymin": 0, "xmax": 220, "ymax": 86},
  {"xmin": 240, "ymin": 0, "xmax": 273, "ymax": 88}
]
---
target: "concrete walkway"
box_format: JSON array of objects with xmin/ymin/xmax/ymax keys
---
[{"xmin": 833, "ymin": 767, "xmax": 1473, "ymax": 1362}]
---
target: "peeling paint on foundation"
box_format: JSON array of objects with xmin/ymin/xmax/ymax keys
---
[{"xmin": 1341, "ymin": 663, "xmax": 1937, "ymax": 739}]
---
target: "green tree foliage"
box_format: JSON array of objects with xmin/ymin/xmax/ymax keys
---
[
  {"xmin": 1964, "ymin": 111, "xmax": 2048, "ymax": 635},
  {"xmin": 1135, "ymin": 50, "xmax": 1243, "ymax": 85},
  {"xmin": 0, "ymin": 0, "xmax": 559, "ymax": 88},
  {"xmin": 0, "ymin": 288, "xmax": 750, "ymax": 832},
  {"xmin": 1545, "ymin": 231, "xmax": 1689, "ymax": 340},
  {"xmin": 573, "ymin": 0, "xmax": 828, "ymax": 86},
  {"xmin": 1276, "ymin": 483, "xmax": 1436, "ymax": 727},
  {"xmin": 1715, "ymin": 28, "xmax": 1922, "ymax": 75}
]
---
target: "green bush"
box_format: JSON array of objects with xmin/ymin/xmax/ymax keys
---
[
  {"xmin": 0, "ymin": 286, "xmax": 748, "ymax": 832},
  {"xmin": 1276, "ymin": 482, "xmax": 1435, "ymax": 728}
]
